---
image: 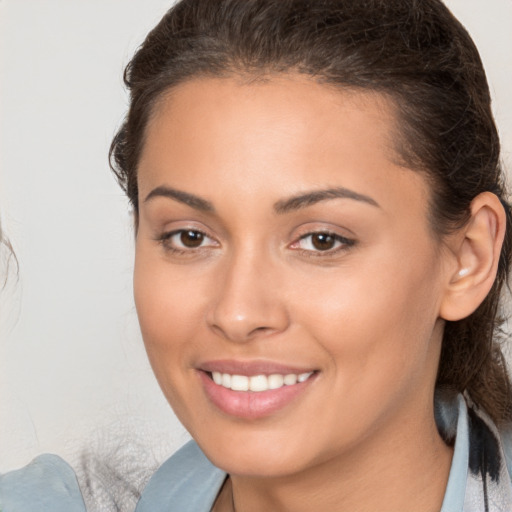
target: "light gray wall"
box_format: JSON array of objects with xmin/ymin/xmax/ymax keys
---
[{"xmin": 0, "ymin": 0, "xmax": 511, "ymax": 471}]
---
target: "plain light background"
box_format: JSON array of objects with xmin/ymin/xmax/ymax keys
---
[{"xmin": 0, "ymin": 0, "xmax": 511, "ymax": 472}]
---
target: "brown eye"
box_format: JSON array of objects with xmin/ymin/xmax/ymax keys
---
[
  {"xmin": 311, "ymin": 233, "xmax": 336, "ymax": 251},
  {"xmin": 292, "ymin": 231, "xmax": 354, "ymax": 255},
  {"xmin": 180, "ymin": 230, "xmax": 204, "ymax": 248},
  {"xmin": 159, "ymin": 229, "xmax": 218, "ymax": 254}
]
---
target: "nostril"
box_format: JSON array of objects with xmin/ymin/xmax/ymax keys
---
[{"xmin": 252, "ymin": 325, "xmax": 276, "ymax": 336}]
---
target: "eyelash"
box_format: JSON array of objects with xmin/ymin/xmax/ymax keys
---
[
  {"xmin": 290, "ymin": 231, "xmax": 356, "ymax": 258},
  {"xmin": 156, "ymin": 229, "xmax": 356, "ymax": 257},
  {"xmin": 157, "ymin": 229, "xmax": 218, "ymax": 255}
]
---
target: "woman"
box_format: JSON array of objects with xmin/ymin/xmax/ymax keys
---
[
  {"xmin": 112, "ymin": 0, "xmax": 512, "ymax": 510},
  {"xmin": 2, "ymin": 0, "xmax": 512, "ymax": 510}
]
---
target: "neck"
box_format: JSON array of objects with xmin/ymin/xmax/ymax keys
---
[{"xmin": 217, "ymin": 400, "xmax": 453, "ymax": 512}]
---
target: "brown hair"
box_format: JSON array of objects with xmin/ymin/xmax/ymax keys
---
[{"xmin": 110, "ymin": 0, "xmax": 512, "ymax": 423}]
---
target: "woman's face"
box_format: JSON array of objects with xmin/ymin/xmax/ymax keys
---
[{"xmin": 135, "ymin": 76, "xmax": 454, "ymax": 477}]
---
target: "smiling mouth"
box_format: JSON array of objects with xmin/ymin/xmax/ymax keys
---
[
  {"xmin": 196, "ymin": 359, "xmax": 319, "ymax": 419},
  {"xmin": 208, "ymin": 371, "xmax": 314, "ymax": 392},
  {"xmin": 199, "ymin": 368, "xmax": 318, "ymax": 419}
]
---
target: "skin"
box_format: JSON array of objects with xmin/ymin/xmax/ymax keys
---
[{"xmin": 134, "ymin": 75, "xmax": 459, "ymax": 511}]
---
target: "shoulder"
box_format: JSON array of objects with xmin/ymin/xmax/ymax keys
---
[
  {"xmin": 0, "ymin": 454, "xmax": 86, "ymax": 512},
  {"xmin": 136, "ymin": 440, "xmax": 227, "ymax": 512}
]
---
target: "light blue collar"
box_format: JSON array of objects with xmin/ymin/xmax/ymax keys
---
[
  {"xmin": 137, "ymin": 393, "xmax": 512, "ymax": 511},
  {"xmin": 440, "ymin": 394, "xmax": 469, "ymax": 511}
]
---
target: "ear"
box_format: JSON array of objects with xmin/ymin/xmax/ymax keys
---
[{"xmin": 440, "ymin": 192, "xmax": 506, "ymax": 321}]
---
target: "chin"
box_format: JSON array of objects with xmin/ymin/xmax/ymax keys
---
[
  {"xmin": 207, "ymin": 449, "xmax": 308, "ymax": 478},
  {"xmin": 192, "ymin": 423, "xmax": 321, "ymax": 478}
]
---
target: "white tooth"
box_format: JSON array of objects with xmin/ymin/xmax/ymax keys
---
[
  {"xmin": 298, "ymin": 372, "xmax": 313, "ymax": 383},
  {"xmin": 284, "ymin": 374, "xmax": 297, "ymax": 386},
  {"xmin": 212, "ymin": 371, "xmax": 222, "ymax": 385},
  {"xmin": 249, "ymin": 375, "xmax": 268, "ymax": 392},
  {"xmin": 268, "ymin": 374, "xmax": 284, "ymax": 389},
  {"xmin": 221, "ymin": 373, "xmax": 231, "ymax": 388},
  {"xmin": 231, "ymin": 374, "xmax": 249, "ymax": 391}
]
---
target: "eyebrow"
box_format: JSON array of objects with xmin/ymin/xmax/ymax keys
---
[
  {"xmin": 144, "ymin": 185, "xmax": 379, "ymax": 214},
  {"xmin": 144, "ymin": 185, "xmax": 215, "ymax": 212},
  {"xmin": 273, "ymin": 187, "xmax": 380, "ymax": 214}
]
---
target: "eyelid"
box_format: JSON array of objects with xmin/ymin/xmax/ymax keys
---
[
  {"xmin": 288, "ymin": 228, "xmax": 356, "ymax": 256},
  {"xmin": 292, "ymin": 232, "xmax": 353, "ymax": 247},
  {"xmin": 156, "ymin": 227, "xmax": 220, "ymax": 253},
  {"xmin": 152, "ymin": 219, "xmax": 217, "ymax": 242}
]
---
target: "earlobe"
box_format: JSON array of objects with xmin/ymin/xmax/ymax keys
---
[{"xmin": 440, "ymin": 192, "xmax": 506, "ymax": 321}]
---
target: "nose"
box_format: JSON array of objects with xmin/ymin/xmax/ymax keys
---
[{"xmin": 207, "ymin": 251, "xmax": 290, "ymax": 343}]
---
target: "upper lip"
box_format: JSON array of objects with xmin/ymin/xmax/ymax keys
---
[{"xmin": 198, "ymin": 359, "xmax": 317, "ymax": 376}]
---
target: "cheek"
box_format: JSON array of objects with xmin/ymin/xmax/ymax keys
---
[
  {"xmin": 133, "ymin": 258, "xmax": 211, "ymax": 430},
  {"xmin": 289, "ymin": 263, "xmax": 443, "ymax": 445},
  {"xmin": 293, "ymin": 249, "xmax": 443, "ymax": 380},
  {"xmin": 133, "ymin": 250, "xmax": 204, "ymax": 379}
]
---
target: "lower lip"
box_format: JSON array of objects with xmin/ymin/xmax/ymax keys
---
[{"xmin": 198, "ymin": 371, "xmax": 316, "ymax": 420}]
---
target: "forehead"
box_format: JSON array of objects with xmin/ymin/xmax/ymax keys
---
[
  {"xmin": 138, "ymin": 75, "xmax": 430, "ymax": 218},
  {"xmin": 146, "ymin": 75, "xmax": 399, "ymax": 162}
]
